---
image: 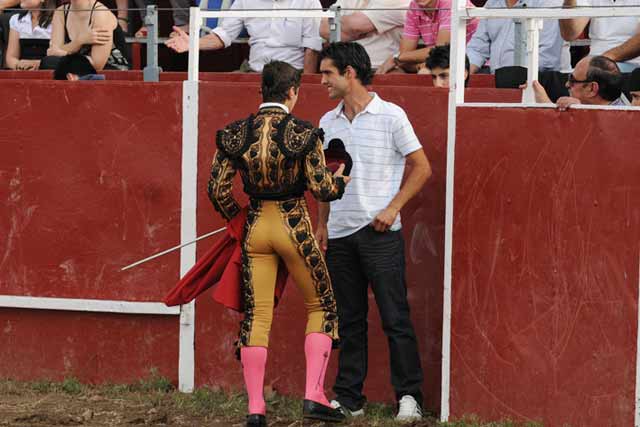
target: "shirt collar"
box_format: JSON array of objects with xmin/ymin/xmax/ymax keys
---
[
  {"xmin": 259, "ymin": 102, "xmax": 290, "ymax": 113},
  {"xmin": 333, "ymin": 92, "xmax": 381, "ymax": 119}
]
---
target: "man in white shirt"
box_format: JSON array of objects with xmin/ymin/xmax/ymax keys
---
[
  {"xmin": 466, "ymin": 0, "xmax": 568, "ymax": 73},
  {"xmin": 165, "ymin": 0, "xmax": 323, "ymax": 73},
  {"xmin": 560, "ymin": 0, "xmax": 640, "ymax": 72},
  {"xmin": 319, "ymin": 0, "xmax": 410, "ymax": 69},
  {"xmin": 316, "ymin": 42, "xmax": 432, "ymax": 422}
]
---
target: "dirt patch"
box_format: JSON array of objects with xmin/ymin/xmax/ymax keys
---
[{"xmin": 0, "ymin": 380, "xmax": 440, "ymax": 427}]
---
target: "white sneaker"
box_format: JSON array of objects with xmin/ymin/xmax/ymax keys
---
[
  {"xmin": 395, "ymin": 395, "xmax": 423, "ymax": 422},
  {"xmin": 330, "ymin": 399, "xmax": 365, "ymax": 417}
]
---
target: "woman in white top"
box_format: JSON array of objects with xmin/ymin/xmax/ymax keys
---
[{"xmin": 5, "ymin": 0, "xmax": 54, "ymax": 70}]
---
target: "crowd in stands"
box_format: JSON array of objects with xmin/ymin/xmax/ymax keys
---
[{"xmin": 0, "ymin": 0, "xmax": 639, "ymax": 105}]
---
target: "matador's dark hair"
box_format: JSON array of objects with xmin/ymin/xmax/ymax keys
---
[{"xmin": 261, "ymin": 60, "xmax": 302, "ymax": 103}]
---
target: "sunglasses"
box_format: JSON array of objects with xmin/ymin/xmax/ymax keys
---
[{"xmin": 567, "ymin": 74, "xmax": 594, "ymax": 85}]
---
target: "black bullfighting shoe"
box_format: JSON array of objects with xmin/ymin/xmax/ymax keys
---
[
  {"xmin": 302, "ymin": 399, "xmax": 346, "ymax": 423},
  {"xmin": 246, "ymin": 414, "xmax": 267, "ymax": 426}
]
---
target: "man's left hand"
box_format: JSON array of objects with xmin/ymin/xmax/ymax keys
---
[
  {"xmin": 556, "ymin": 96, "xmax": 581, "ymax": 111},
  {"xmin": 371, "ymin": 206, "xmax": 400, "ymax": 232},
  {"xmin": 376, "ymin": 56, "xmax": 397, "ymax": 75}
]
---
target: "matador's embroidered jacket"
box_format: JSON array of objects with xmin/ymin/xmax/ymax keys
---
[{"xmin": 208, "ymin": 106, "xmax": 346, "ymax": 218}]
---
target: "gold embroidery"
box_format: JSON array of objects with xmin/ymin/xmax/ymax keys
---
[{"xmin": 278, "ymin": 198, "xmax": 339, "ymax": 340}]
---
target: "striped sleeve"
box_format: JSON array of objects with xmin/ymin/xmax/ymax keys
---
[{"xmin": 392, "ymin": 111, "xmax": 422, "ymax": 156}]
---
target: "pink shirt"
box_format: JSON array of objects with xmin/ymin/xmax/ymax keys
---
[{"xmin": 403, "ymin": 0, "xmax": 478, "ymax": 45}]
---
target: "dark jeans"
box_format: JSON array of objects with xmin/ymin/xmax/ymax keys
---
[{"xmin": 326, "ymin": 226, "xmax": 423, "ymax": 411}]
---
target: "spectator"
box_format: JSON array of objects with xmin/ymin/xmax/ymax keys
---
[
  {"xmin": 53, "ymin": 52, "xmax": 105, "ymax": 79},
  {"xmin": 627, "ymin": 68, "xmax": 640, "ymax": 106},
  {"xmin": 421, "ymin": 44, "xmax": 469, "ymax": 87},
  {"xmin": 319, "ymin": 0, "xmax": 410, "ymax": 70},
  {"xmin": 0, "ymin": 0, "xmax": 21, "ymax": 66},
  {"xmin": 165, "ymin": 0, "xmax": 323, "ymax": 73},
  {"xmin": 114, "ymin": 0, "xmax": 128, "ymax": 33},
  {"xmin": 376, "ymin": 0, "xmax": 478, "ymax": 74},
  {"xmin": 46, "ymin": 0, "xmax": 130, "ymax": 71},
  {"xmin": 466, "ymin": 0, "xmax": 567, "ymax": 74},
  {"xmin": 134, "ymin": 0, "xmax": 194, "ymax": 38},
  {"xmin": 560, "ymin": 0, "xmax": 640, "ymax": 73},
  {"xmin": 5, "ymin": 0, "xmax": 54, "ymax": 70},
  {"xmin": 532, "ymin": 55, "xmax": 628, "ymax": 109}
]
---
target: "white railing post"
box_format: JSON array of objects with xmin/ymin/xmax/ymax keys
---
[
  {"xmin": 179, "ymin": 7, "xmax": 201, "ymax": 394},
  {"xmin": 329, "ymin": 5, "xmax": 342, "ymax": 42},
  {"xmin": 442, "ymin": 0, "xmax": 467, "ymax": 422},
  {"xmin": 187, "ymin": 7, "xmax": 201, "ymax": 82},
  {"xmin": 522, "ymin": 18, "xmax": 542, "ymax": 103}
]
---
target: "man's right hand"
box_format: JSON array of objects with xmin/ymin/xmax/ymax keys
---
[
  {"xmin": 315, "ymin": 224, "xmax": 329, "ymax": 252},
  {"xmin": 333, "ymin": 163, "xmax": 351, "ymax": 185},
  {"xmin": 165, "ymin": 26, "xmax": 190, "ymax": 53}
]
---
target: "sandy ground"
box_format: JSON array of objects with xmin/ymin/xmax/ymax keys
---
[{"xmin": 0, "ymin": 380, "xmax": 440, "ymax": 427}]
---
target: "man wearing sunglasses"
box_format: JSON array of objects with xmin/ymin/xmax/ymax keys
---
[{"xmin": 530, "ymin": 55, "xmax": 627, "ymax": 110}]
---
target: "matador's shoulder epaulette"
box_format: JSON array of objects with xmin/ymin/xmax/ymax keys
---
[
  {"xmin": 215, "ymin": 115, "xmax": 257, "ymax": 158},
  {"xmin": 274, "ymin": 115, "xmax": 324, "ymax": 158}
]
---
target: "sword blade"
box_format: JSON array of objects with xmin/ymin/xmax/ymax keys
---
[{"xmin": 121, "ymin": 226, "xmax": 227, "ymax": 271}]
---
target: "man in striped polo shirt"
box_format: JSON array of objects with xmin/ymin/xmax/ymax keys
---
[{"xmin": 315, "ymin": 42, "xmax": 432, "ymax": 422}]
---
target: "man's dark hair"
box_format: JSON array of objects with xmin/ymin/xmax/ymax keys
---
[
  {"xmin": 587, "ymin": 55, "xmax": 622, "ymax": 102},
  {"xmin": 261, "ymin": 61, "xmax": 302, "ymax": 103},
  {"xmin": 425, "ymin": 44, "xmax": 470, "ymax": 85},
  {"xmin": 53, "ymin": 54, "xmax": 97, "ymax": 80},
  {"xmin": 319, "ymin": 42, "xmax": 374, "ymax": 86}
]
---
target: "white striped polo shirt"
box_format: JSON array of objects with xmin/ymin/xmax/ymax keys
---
[{"xmin": 319, "ymin": 93, "xmax": 423, "ymax": 239}]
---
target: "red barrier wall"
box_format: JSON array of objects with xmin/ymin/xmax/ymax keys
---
[
  {"xmin": 15, "ymin": 77, "xmax": 634, "ymax": 427},
  {"xmin": 451, "ymin": 107, "xmax": 640, "ymax": 427},
  {"xmin": 0, "ymin": 70, "xmax": 497, "ymax": 87},
  {"xmin": 0, "ymin": 81, "xmax": 183, "ymax": 382}
]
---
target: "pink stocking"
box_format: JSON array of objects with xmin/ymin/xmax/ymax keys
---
[
  {"xmin": 241, "ymin": 346, "xmax": 268, "ymax": 415},
  {"xmin": 304, "ymin": 333, "xmax": 332, "ymax": 406}
]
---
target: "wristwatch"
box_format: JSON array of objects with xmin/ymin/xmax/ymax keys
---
[{"xmin": 393, "ymin": 53, "xmax": 402, "ymax": 66}]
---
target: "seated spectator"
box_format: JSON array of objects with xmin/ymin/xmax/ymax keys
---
[
  {"xmin": 466, "ymin": 0, "xmax": 567, "ymax": 74},
  {"xmin": 134, "ymin": 0, "xmax": 195, "ymax": 38},
  {"xmin": 0, "ymin": 2, "xmax": 20, "ymax": 67},
  {"xmin": 319, "ymin": 0, "xmax": 410, "ymax": 70},
  {"xmin": 45, "ymin": 0, "xmax": 130, "ymax": 71},
  {"xmin": 376, "ymin": 0, "xmax": 478, "ymax": 74},
  {"xmin": 166, "ymin": 0, "xmax": 323, "ymax": 73},
  {"xmin": 114, "ymin": 0, "xmax": 128, "ymax": 34},
  {"xmin": 5, "ymin": 0, "xmax": 54, "ymax": 70},
  {"xmin": 560, "ymin": 0, "xmax": 640, "ymax": 73},
  {"xmin": 531, "ymin": 55, "xmax": 627, "ymax": 109},
  {"xmin": 421, "ymin": 43, "xmax": 469, "ymax": 88},
  {"xmin": 53, "ymin": 52, "xmax": 105, "ymax": 79},
  {"xmin": 627, "ymin": 68, "xmax": 640, "ymax": 106}
]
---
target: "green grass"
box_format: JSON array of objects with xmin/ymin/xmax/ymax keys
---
[
  {"xmin": 61, "ymin": 377, "xmax": 83, "ymax": 395},
  {"xmin": 0, "ymin": 377, "xmax": 544, "ymax": 426},
  {"xmin": 136, "ymin": 367, "xmax": 174, "ymax": 393}
]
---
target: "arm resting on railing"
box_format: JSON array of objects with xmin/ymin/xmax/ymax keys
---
[{"xmin": 604, "ymin": 32, "xmax": 640, "ymax": 63}]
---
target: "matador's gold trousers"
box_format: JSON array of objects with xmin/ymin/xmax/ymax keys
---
[{"xmin": 237, "ymin": 197, "xmax": 339, "ymax": 349}]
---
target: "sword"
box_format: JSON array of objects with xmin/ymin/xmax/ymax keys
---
[{"xmin": 121, "ymin": 226, "xmax": 227, "ymax": 271}]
